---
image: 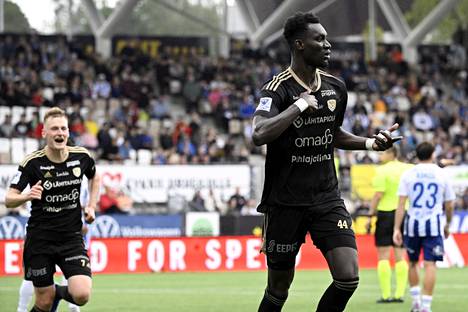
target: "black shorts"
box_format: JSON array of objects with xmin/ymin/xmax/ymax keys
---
[
  {"xmin": 23, "ymin": 234, "xmax": 91, "ymax": 287},
  {"xmin": 262, "ymin": 202, "xmax": 356, "ymax": 270},
  {"xmin": 375, "ymin": 210, "xmax": 403, "ymax": 247}
]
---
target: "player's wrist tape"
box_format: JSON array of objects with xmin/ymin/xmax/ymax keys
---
[
  {"xmin": 294, "ymin": 98, "xmax": 309, "ymax": 112},
  {"xmin": 365, "ymin": 138, "xmax": 375, "ymax": 151}
]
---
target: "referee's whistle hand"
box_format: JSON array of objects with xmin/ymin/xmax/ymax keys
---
[{"xmin": 393, "ymin": 230, "xmax": 402, "ymax": 246}]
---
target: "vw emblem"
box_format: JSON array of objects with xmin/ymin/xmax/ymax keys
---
[
  {"xmin": 91, "ymin": 215, "xmax": 121, "ymax": 238},
  {"xmin": 0, "ymin": 216, "xmax": 25, "ymax": 239}
]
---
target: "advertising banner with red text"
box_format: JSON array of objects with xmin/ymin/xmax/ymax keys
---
[{"xmin": 2, "ymin": 234, "xmax": 467, "ymax": 276}]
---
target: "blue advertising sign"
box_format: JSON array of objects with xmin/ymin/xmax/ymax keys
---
[
  {"xmin": 90, "ymin": 214, "xmax": 183, "ymax": 238},
  {"xmin": 0, "ymin": 214, "xmax": 183, "ymax": 239}
]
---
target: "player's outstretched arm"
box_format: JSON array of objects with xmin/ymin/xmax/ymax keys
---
[
  {"xmin": 334, "ymin": 123, "xmax": 403, "ymax": 151},
  {"xmin": 84, "ymin": 173, "xmax": 101, "ymax": 224},
  {"xmin": 5, "ymin": 181, "xmax": 42, "ymax": 208},
  {"xmin": 252, "ymin": 92, "xmax": 317, "ymax": 146}
]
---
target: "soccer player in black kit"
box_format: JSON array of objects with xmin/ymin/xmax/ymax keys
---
[
  {"xmin": 252, "ymin": 12, "xmax": 402, "ymax": 312},
  {"xmin": 5, "ymin": 107, "xmax": 101, "ymax": 312}
]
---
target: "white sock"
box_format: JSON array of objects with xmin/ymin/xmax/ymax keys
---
[
  {"xmin": 422, "ymin": 295, "xmax": 432, "ymax": 310},
  {"xmin": 410, "ymin": 286, "xmax": 421, "ymax": 308},
  {"xmin": 17, "ymin": 280, "xmax": 34, "ymax": 312}
]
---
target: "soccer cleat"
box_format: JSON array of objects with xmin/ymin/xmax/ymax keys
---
[
  {"xmin": 69, "ymin": 306, "xmax": 80, "ymax": 312},
  {"xmin": 376, "ymin": 298, "xmax": 393, "ymax": 303},
  {"xmin": 391, "ymin": 297, "xmax": 404, "ymax": 303},
  {"xmin": 410, "ymin": 302, "xmax": 421, "ymax": 312}
]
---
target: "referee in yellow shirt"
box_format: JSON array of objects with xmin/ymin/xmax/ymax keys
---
[{"xmin": 367, "ymin": 146, "xmax": 413, "ymax": 303}]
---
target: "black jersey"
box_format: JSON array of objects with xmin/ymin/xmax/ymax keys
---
[
  {"xmin": 10, "ymin": 146, "xmax": 96, "ymax": 240},
  {"xmin": 254, "ymin": 67, "xmax": 347, "ymax": 211}
]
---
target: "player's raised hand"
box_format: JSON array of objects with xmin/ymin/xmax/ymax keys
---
[
  {"xmin": 84, "ymin": 206, "xmax": 95, "ymax": 224},
  {"xmin": 372, "ymin": 123, "xmax": 403, "ymax": 151},
  {"xmin": 28, "ymin": 180, "xmax": 43, "ymax": 200},
  {"xmin": 299, "ymin": 91, "xmax": 318, "ymax": 112}
]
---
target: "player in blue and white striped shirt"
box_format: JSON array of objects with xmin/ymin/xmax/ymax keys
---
[{"xmin": 393, "ymin": 142, "xmax": 455, "ymax": 312}]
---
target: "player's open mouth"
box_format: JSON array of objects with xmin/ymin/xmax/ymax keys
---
[{"xmin": 54, "ymin": 137, "xmax": 65, "ymax": 143}]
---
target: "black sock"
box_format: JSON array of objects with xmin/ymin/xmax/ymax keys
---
[
  {"xmin": 55, "ymin": 284, "xmax": 79, "ymax": 305},
  {"xmin": 258, "ymin": 288, "xmax": 287, "ymax": 312},
  {"xmin": 30, "ymin": 306, "xmax": 48, "ymax": 312},
  {"xmin": 316, "ymin": 278, "xmax": 359, "ymax": 312}
]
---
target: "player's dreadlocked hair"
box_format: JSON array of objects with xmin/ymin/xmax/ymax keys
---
[{"xmin": 283, "ymin": 11, "xmax": 320, "ymax": 49}]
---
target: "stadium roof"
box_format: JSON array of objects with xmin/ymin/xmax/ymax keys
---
[{"xmin": 243, "ymin": 0, "xmax": 413, "ymax": 38}]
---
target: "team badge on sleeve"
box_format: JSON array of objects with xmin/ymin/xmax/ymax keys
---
[{"xmin": 256, "ymin": 97, "xmax": 272, "ymax": 112}]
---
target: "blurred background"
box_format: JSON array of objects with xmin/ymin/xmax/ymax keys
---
[{"xmin": 0, "ymin": 0, "xmax": 467, "ymax": 277}]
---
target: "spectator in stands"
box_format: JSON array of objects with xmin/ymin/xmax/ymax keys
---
[
  {"xmin": 239, "ymin": 95, "xmax": 256, "ymax": 120},
  {"xmin": 13, "ymin": 113, "xmax": 31, "ymax": 137},
  {"xmin": 99, "ymin": 184, "xmax": 132, "ymax": 214},
  {"xmin": 150, "ymin": 95, "xmax": 171, "ymax": 119},
  {"xmin": 159, "ymin": 124, "xmax": 174, "ymax": 151},
  {"xmin": 227, "ymin": 187, "xmax": 247, "ymax": 215},
  {"xmin": 92, "ymin": 74, "xmax": 111, "ymax": 99},
  {"xmin": 0, "ymin": 114, "xmax": 14, "ymax": 138},
  {"xmin": 129, "ymin": 127, "xmax": 153, "ymax": 150},
  {"xmin": 182, "ymin": 73, "xmax": 202, "ymax": 113},
  {"xmin": 204, "ymin": 188, "xmax": 225, "ymax": 214},
  {"xmin": 188, "ymin": 190, "xmax": 206, "ymax": 212},
  {"xmin": 176, "ymin": 133, "xmax": 196, "ymax": 158}
]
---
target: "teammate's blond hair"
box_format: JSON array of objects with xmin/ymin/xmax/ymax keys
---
[{"xmin": 43, "ymin": 107, "xmax": 67, "ymax": 123}]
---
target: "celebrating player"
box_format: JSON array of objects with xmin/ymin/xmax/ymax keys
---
[
  {"xmin": 252, "ymin": 11, "xmax": 402, "ymax": 312},
  {"xmin": 5, "ymin": 107, "xmax": 100, "ymax": 312}
]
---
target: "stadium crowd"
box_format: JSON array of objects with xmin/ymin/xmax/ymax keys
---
[{"xmin": 0, "ymin": 35, "xmax": 466, "ymax": 212}]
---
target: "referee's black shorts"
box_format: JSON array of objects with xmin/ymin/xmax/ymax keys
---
[{"xmin": 375, "ymin": 210, "xmax": 403, "ymax": 247}]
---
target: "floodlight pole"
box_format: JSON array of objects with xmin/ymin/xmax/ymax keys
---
[
  {"xmin": 403, "ymin": 0, "xmax": 461, "ymax": 63},
  {"xmin": 0, "ymin": 0, "xmax": 4, "ymax": 33},
  {"xmin": 81, "ymin": 0, "xmax": 141, "ymax": 58},
  {"xmin": 376, "ymin": 0, "xmax": 409, "ymax": 40},
  {"xmin": 368, "ymin": 0, "xmax": 377, "ymax": 61},
  {"xmin": 261, "ymin": 0, "xmax": 338, "ymax": 47},
  {"xmin": 236, "ymin": 0, "xmax": 260, "ymax": 34},
  {"xmin": 250, "ymin": 0, "xmax": 311, "ymax": 47}
]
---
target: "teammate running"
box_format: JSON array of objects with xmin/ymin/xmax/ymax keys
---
[{"xmin": 5, "ymin": 107, "xmax": 100, "ymax": 312}]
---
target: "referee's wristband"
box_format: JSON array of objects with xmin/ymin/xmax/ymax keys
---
[
  {"xmin": 365, "ymin": 138, "xmax": 375, "ymax": 151},
  {"xmin": 294, "ymin": 98, "xmax": 309, "ymax": 112}
]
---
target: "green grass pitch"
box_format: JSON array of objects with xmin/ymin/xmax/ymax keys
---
[{"xmin": 1, "ymin": 267, "xmax": 467, "ymax": 311}]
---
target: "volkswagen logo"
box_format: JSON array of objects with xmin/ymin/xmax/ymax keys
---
[
  {"xmin": 91, "ymin": 215, "xmax": 121, "ymax": 238},
  {"xmin": 0, "ymin": 216, "xmax": 25, "ymax": 239}
]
